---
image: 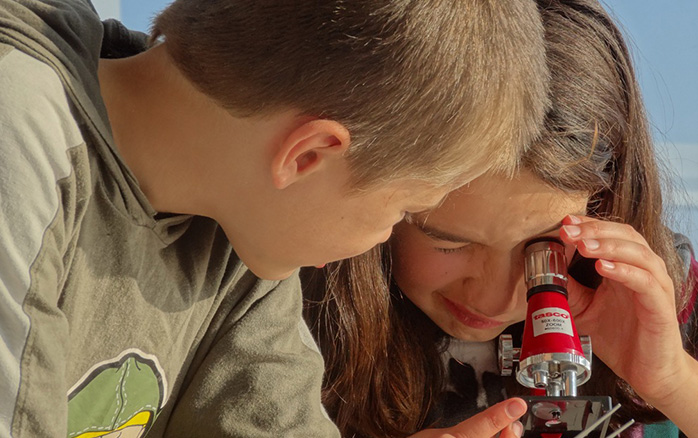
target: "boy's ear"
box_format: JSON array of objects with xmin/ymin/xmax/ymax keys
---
[{"xmin": 271, "ymin": 119, "xmax": 350, "ymax": 190}]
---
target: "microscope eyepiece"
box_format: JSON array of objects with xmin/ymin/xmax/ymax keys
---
[{"xmin": 524, "ymin": 238, "xmax": 568, "ymax": 297}]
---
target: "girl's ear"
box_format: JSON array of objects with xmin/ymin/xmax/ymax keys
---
[{"xmin": 271, "ymin": 119, "xmax": 350, "ymax": 190}]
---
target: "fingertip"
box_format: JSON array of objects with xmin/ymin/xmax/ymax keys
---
[
  {"xmin": 565, "ymin": 214, "xmax": 583, "ymax": 225},
  {"xmin": 511, "ymin": 420, "xmax": 524, "ymax": 437},
  {"xmin": 598, "ymin": 259, "xmax": 615, "ymax": 270},
  {"xmin": 562, "ymin": 225, "xmax": 582, "ymax": 239},
  {"xmin": 505, "ymin": 398, "xmax": 528, "ymax": 419}
]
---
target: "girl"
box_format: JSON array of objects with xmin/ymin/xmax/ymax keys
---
[{"xmin": 303, "ymin": 0, "xmax": 698, "ymax": 437}]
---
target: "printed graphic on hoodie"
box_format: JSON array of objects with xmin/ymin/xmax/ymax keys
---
[{"xmin": 67, "ymin": 349, "xmax": 168, "ymax": 438}]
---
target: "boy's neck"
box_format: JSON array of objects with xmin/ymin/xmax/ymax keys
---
[{"xmin": 98, "ymin": 43, "xmax": 217, "ymax": 215}]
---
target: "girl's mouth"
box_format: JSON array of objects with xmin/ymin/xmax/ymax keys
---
[{"xmin": 442, "ymin": 297, "xmax": 506, "ymax": 329}]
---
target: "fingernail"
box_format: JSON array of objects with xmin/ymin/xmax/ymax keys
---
[
  {"xmin": 511, "ymin": 421, "xmax": 524, "ymax": 437},
  {"xmin": 506, "ymin": 400, "xmax": 527, "ymax": 418},
  {"xmin": 583, "ymin": 239, "xmax": 600, "ymax": 250},
  {"xmin": 567, "ymin": 214, "xmax": 582, "ymax": 224},
  {"xmin": 600, "ymin": 259, "xmax": 615, "ymax": 270},
  {"xmin": 563, "ymin": 225, "xmax": 581, "ymax": 237}
]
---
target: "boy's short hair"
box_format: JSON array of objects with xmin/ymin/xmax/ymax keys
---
[{"xmin": 153, "ymin": 1, "xmax": 549, "ymax": 188}]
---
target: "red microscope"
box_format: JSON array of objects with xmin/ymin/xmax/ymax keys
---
[{"xmin": 499, "ymin": 238, "xmax": 634, "ymax": 438}]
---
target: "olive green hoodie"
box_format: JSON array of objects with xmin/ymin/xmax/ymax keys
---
[{"xmin": 0, "ymin": 1, "xmax": 338, "ymax": 437}]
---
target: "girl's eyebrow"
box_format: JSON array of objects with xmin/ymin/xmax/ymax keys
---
[
  {"xmin": 417, "ymin": 223, "xmax": 472, "ymax": 243},
  {"xmin": 417, "ymin": 220, "xmax": 569, "ymax": 244},
  {"xmin": 535, "ymin": 221, "xmax": 564, "ymax": 237},
  {"xmin": 532, "ymin": 211, "xmax": 586, "ymax": 236}
]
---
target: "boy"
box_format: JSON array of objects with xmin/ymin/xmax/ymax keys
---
[{"xmin": 0, "ymin": 0, "xmax": 548, "ymax": 436}]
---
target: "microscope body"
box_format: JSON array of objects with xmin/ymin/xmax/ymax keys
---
[{"xmin": 498, "ymin": 238, "xmax": 621, "ymax": 438}]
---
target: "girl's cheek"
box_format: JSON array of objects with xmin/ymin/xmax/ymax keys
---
[{"xmin": 417, "ymin": 258, "xmax": 466, "ymax": 290}]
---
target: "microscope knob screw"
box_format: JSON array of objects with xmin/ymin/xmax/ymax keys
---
[{"xmin": 498, "ymin": 334, "xmax": 519, "ymax": 376}]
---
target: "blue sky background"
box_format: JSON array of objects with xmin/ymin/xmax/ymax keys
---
[{"xmin": 93, "ymin": 0, "xmax": 698, "ymax": 243}]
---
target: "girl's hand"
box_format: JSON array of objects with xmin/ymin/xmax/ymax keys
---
[
  {"xmin": 559, "ymin": 214, "xmax": 691, "ymax": 407},
  {"xmin": 408, "ymin": 398, "xmax": 526, "ymax": 438}
]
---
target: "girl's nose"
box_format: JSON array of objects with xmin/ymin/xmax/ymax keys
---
[{"xmin": 465, "ymin": 256, "xmax": 527, "ymax": 318}]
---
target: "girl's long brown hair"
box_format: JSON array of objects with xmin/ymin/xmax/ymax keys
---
[{"xmin": 303, "ymin": 0, "xmax": 695, "ymax": 436}]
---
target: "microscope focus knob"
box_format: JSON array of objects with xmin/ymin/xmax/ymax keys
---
[{"xmin": 498, "ymin": 334, "xmax": 520, "ymax": 376}]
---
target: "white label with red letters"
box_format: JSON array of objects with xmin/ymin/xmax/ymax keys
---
[{"xmin": 532, "ymin": 307, "xmax": 573, "ymax": 337}]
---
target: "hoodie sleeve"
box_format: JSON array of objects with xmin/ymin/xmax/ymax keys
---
[{"xmin": 0, "ymin": 45, "xmax": 88, "ymax": 437}]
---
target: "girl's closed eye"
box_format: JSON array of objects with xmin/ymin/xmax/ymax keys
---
[
  {"xmin": 416, "ymin": 223, "xmax": 474, "ymax": 254},
  {"xmin": 434, "ymin": 242, "xmax": 472, "ymax": 254}
]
